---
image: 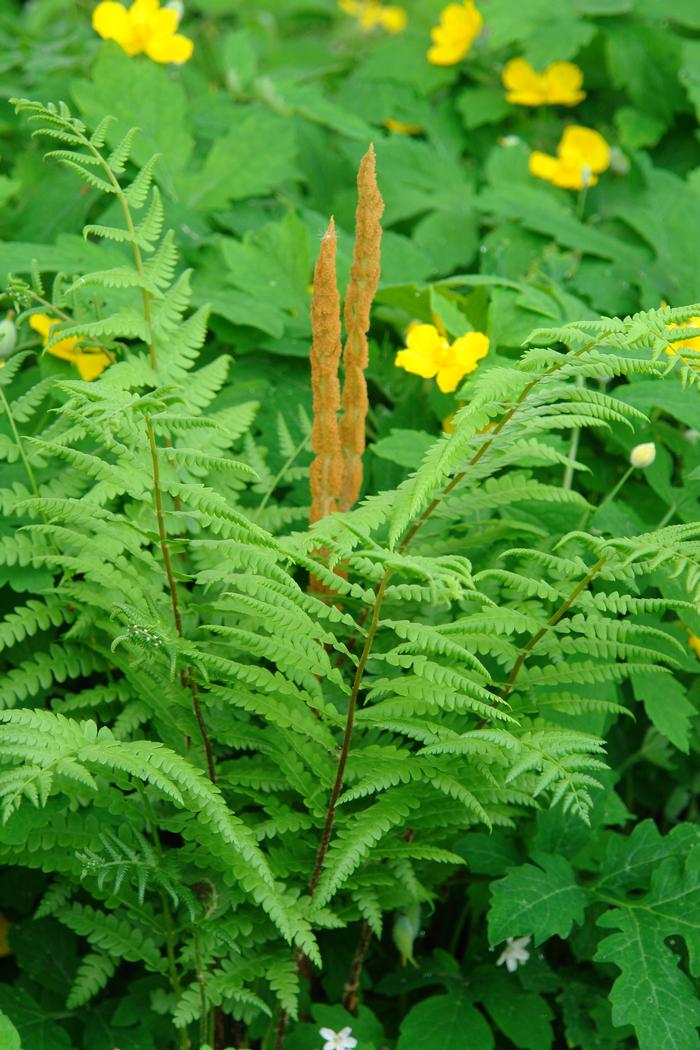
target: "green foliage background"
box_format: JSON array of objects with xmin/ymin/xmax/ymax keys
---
[{"xmin": 0, "ymin": 1, "xmax": 699, "ymax": 1049}]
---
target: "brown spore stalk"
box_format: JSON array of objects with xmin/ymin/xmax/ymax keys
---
[
  {"xmin": 309, "ymin": 217, "xmax": 343, "ymax": 525},
  {"xmin": 339, "ymin": 144, "xmax": 384, "ymax": 512}
]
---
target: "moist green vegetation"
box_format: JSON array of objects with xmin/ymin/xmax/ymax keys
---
[{"xmin": 0, "ymin": 2, "xmax": 699, "ymax": 1049}]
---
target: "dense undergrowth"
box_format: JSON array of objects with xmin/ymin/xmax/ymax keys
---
[{"xmin": 0, "ymin": 2, "xmax": 700, "ymax": 1049}]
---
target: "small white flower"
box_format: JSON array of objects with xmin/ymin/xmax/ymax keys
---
[
  {"xmin": 630, "ymin": 441, "xmax": 656, "ymax": 468},
  {"xmin": 496, "ymin": 935, "xmax": 531, "ymax": 972},
  {"xmin": 321, "ymin": 1024, "xmax": 358, "ymax": 1050},
  {"xmin": 319, "ymin": 1027, "xmax": 357, "ymax": 1050},
  {"xmin": 684, "ymin": 428, "xmax": 698, "ymax": 446}
]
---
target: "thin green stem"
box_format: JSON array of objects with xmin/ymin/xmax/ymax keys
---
[
  {"xmin": 562, "ymin": 374, "xmax": 584, "ymax": 490},
  {"xmin": 580, "ymin": 466, "xmax": 633, "ymax": 531},
  {"xmin": 135, "ymin": 787, "xmax": 184, "ymax": 1019},
  {"xmin": 192, "ymin": 928, "xmax": 210, "ymax": 1045},
  {"xmin": 257, "ymin": 432, "xmax": 311, "ymax": 513},
  {"xmin": 81, "ymin": 134, "xmax": 158, "ymax": 371},
  {"xmin": 656, "ymin": 502, "xmax": 677, "ymax": 530},
  {"xmin": 145, "ymin": 414, "xmax": 216, "ymax": 783},
  {"xmin": 0, "ymin": 384, "xmax": 39, "ymax": 496}
]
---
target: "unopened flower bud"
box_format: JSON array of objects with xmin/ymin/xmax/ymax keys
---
[
  {"xmin": 609, "ymin": 146, "xmax": 630, "ymax": 176},
  {"xmin": 0, "ymin": 318, "xmax": 16, "ymax": 358},
  {"xmin": 684, "ymin": 429, "xmax": 698, "ymax": 446},
  {"xmin": 630, "ymin": 442, "xmax": 656, "ymax": 469}
]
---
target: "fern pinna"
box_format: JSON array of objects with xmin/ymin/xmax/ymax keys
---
[{"xmin": 0, "ymin": 98, "xmax": 699, "ymax": 1047}]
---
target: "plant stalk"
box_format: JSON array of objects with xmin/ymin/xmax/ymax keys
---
[{"xmin": 145, "ymin": 414, "xmax": 216, "ymax": 782}]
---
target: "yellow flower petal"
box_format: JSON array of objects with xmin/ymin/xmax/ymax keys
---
[
  {"xmin": 427, "ymin": 1, "xmax": 482, "ymax": 66},
  {"xmin": 558, "ymin": 125, "xmax": 610, "ymax": 173},
  {"xmin": 670, "ymin": 316, "xmax": 700, "ymax": 352},
  {"xmin": 689, "ymin": 632, "xmax": 700, "ymax": 660},
  {"xmin": 46, "ymin": 336, "xmax": 81, "ymax": 362},
  {"xmin": 395, "ymin": 347, "xmax": 440, "ymax": 379},
  {"xmin": 379, "ymin": 5, "xmax": 407, "ymax": 32},
  {"xmin": 28, "ymin": 313, "xmax": 55, "ymax": 341},
  {"xmin": 450, "ymin": 331, "xmax": 489, "ymax": 369},
  {"xmin": 396, "ymin": 324, "xmax": 446, "ymax": 378},
  {"xmin": 406, "ymin": 323, "xmax": 447, "ymax": 356},
  {"xmin": 145, "ymin": 30, "xmax": 193, "ymax": 63},
  {"xmin": 436, "ymin": 363, "xmax": 467, "ymax": 393},
  {"xmin": 502, "ymin": 58, "xmax": 543, "ymax": 104},
  {"xmin": 92, "ymin": 0, "xmax": 143, "ymax": 53},
  {"xmin": 74, "ymin": 350, "xmax": 112, "ymax": 381},
  {"xmin": 544, "ymin": 62, "xmax": 585, "ymax": 105},
  {"xmin": 529, "ymin": 150, "xmax": 564, "ymax": 184},
  {"xmin": 129, "ymin": 0, "xmax": 161, "ymax": 20}
]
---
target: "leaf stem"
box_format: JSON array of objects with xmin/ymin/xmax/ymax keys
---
[
  {"xmin": 0, "ymin": 384, "xmax": 39, "ymax": 496},
  {"xmin": 498, "ymin": 557, "xmax": 607, "ymax": 703},
  {"xmin": 308, "ymin": 570, "xmax": 390, "ymax": 895},
  {"xmin": 81, "ymin": 132, "xmax": 159, "ymax": 370},
  {"xmin": 145, "ymin": 414, "xmax": 216, "ymax": 782}
]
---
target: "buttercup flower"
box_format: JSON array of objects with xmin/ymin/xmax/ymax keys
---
[
  {"xmin": 503, "ymin": 58, "xmax": 585, "ymax": 106},
  {"xmin": 629, "ymin": 442, "xmax": 656, "ymax": 469},
  {"xmin": 427, "ymin": 1, "xmax": 483, "ymax": 65},
  {"xmin": 666, "ymin": 315, "xmax": 700, "ymax": 354},
  {"xmin": 384, "ymin": 118, "xmax": 423, "ymax": 135},
  {"xmin": 338, "ymin": 0, "xmax": 407, "ymax": 33},
  {"xmin": 688, "ymin": 633, "xmax": 700, "ymax": 660},
  {"xmin": 320, "ymin": 1026, "xmax": 357, "ymax": 1050},
  {"xmin": 29, "ymin": 314, "xmax": 112, "ymax": 382},
  {"xmin": 395, "ymin": 323, "xmax": 489, "ymax": 393},
  {"xmin": 496, "ymin": 935, "xmax": 531, "ymax": 972},
  {"xmin": 92, "ymin": 0, "xmax": 194, "ymax": 64},
  {"xmin": 529, "ymin": 125, "xmax": 610, "ymax": 190}
]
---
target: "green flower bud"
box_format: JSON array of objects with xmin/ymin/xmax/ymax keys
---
[{"xmin": 0, "ymin": 319, "xmax": 16, "ymax": 358}]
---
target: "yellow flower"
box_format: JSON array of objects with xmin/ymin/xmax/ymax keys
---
[
  {"xmin": 502, "ymin": 58, "xmax": 585, "ymax": 107},
  {"xmin": 427, "ymin": 1, "xmax": 483, "ymax": 66},
  {"xmin": 29, "ymin": 314, "xmax": 112, "ymax": 382},
  {"xmin": 529, "ymin": 125, "xmax": 610, "ymax": 190},
  {"xmin": 338, "ymin": 0, "xmax": 407, "ymax": 33},
  {"xmin": 92, "ymin": 0, "xmax": 193, "ymax": 64},
  {"xmin": 395, "ymin": 323, "xmax": 489, "ymax": 393},
  {"xmin": 689, "ymin": 633, "xmax": 700, "ymax": 660},
  {"xmin": 384, "ymin": 118, "xmax": 423, "ymax": 135},
  {"xmin": 666, "ymin": 316, "xmax": 700, "ymax": 355}
]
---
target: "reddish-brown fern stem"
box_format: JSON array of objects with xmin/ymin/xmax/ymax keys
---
[
  {"xmin": 342, "ymin": 920, "xmax": 373, "ymax": 1012},
  {"xmin": 308, "ymin": 571, "xmax": 390, "ymax": 894},
  {"xmin": 497, "ymin": 556, "xmax": 607, "ymax": 703},
  {"xmin": 275, "ymin": 573, "xmax": 390, "ymax": 1048},
  {"xmin": 145, "ymin": 415, "xmax": 216, "ymax": 783},
  {"xmin": 309, "ymin": 218, "xmax": 344, "ymax": 526},
  {"xmin": 339, "ymin": 144, "xmax": 384, "ymax": 512}
]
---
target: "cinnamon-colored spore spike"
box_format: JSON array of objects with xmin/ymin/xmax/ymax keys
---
[
  {"xmin": 309, "ymin": 217, "xmax": 344, "ymax": 525},
  {"xmin": 339, "ymin": 144, "xmax": 384, "ymax": 512}
]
